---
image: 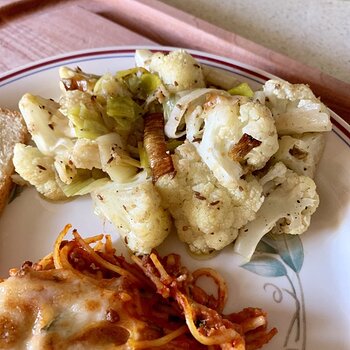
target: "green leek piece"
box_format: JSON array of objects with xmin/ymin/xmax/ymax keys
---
[
  {"xmin": 115, "ymin": 67, "xmax": 148, "ymax": 80},
  {"xmin": 162, "ymin": 94, "xmax": 179, "ymax": 121},
  {"xmin": 106, "ymin": 96, "xmax": 143, "ymax": 133},
  {"xmin": 116, "ymin": 68, "xmax": 161, "ymax": 99},
  {"xmin": 139, "ymin": 73, "xmax": 161, "ymax": 96},
  {"xmin": 228, "ymin": 82, "xmax": 254, "ymax": 98},
  {"xmin": 59, "ymin": 169, "xmax": 109, "ymax": 197},
  {"xmin": 67, "ymin": 103, "xmax": 109, "ymax": 139}
]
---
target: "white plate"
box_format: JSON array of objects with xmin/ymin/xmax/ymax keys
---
[{"xmin": 0, "ymin": 46, "xmax": 349, "ymax": 350}]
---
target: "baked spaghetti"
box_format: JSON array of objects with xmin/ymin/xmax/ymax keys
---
[{"xmin": 0, "ymin": 224, "xmax": 277, "ymax": 349}]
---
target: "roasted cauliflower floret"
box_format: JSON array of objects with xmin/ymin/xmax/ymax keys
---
[
  {"xmin": 19, "ymin": 93, "xmax": 74, "ymax": 156},
  {"xmin": 234, "ymin": 162, "xmax": 319, "ymax": 260},
  {"xmin": 135, "ymin": 49, "xmax": 205, "ymax": 93},
  {"xmin": 92, "ymin": 179, "xmax": 172, "ymax": 255},
  {"xmin": 259, "ymin": 79, "xmax": 331, "ymax": 135},
  {"xmin": 271, "ymin": 133, "xmax": 326, "ymax": 178},
  {"xmin": 156, "ymin": 142, "xmax": 263, "ymax": 255},
  {"xmin": 70, "ymin": 138, "xmax": 102, "ymax": 170},
  {"xmin": 194, "ymin": 95, "xmax": 278, "ymax": 197},
  {"xmin": 13, "ymin": 144, "xmax": 66, "ymax": 200}
]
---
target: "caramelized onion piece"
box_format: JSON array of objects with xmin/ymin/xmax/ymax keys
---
[
  {"xmin": 228, "ymin": 133, "xmax": 262, "ymax": 163},
  {"xmin": 144, "ymin": 112, "xmax": 175, "ymax": 183},
  {"xmin": 289, "ymin": 145, "xmax": 308, "ymax": 160},
  {"xmin": 61, "ymin": 78, "xmax": 88, "ymax": 92}
]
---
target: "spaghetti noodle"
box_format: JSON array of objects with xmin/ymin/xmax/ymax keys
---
[{"xmin": 0, "ymin": 224, "xmax": 277, "ymax": 349}]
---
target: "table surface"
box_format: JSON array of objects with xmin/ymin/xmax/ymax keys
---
[
  {"xmin": 1, "ymin": 0, "xmax": 349, "ymax": 83},
  {"xmin": 160, "ymin": 0, "xmax": 350, "ymax": 84}
]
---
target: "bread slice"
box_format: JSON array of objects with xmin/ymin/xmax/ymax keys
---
[{"xmin": 0, "ymin": 108, "xmax": 29, "ymax": 214}]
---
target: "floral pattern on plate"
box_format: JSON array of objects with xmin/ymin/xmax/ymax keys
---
[{"xmin": 242, "ymin": 234, "xmax": 306, "ymax": 350}]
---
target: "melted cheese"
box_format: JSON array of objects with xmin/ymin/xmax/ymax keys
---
[{"xmin": 0, "ymin": 268, "xmax": 146, "ymax": 349}]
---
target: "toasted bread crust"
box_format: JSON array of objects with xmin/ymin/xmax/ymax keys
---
[{"xmin": 0, "ymin": 108, "xmax": 28, "ymax": 214}]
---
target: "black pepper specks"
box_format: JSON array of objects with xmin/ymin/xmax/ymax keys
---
[{"xmin": 194, "ymin": 191, "xmax": 206, "ymax": 200}]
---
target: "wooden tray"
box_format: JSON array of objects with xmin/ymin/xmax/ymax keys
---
[{"xmin": 1, "ymin": 0, "xmax": 349, "ymax": 121}]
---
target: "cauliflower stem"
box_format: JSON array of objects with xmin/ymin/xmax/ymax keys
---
[{"xmin": 234, "ymin": 162, "xmax": 319, "ymax": 261}]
